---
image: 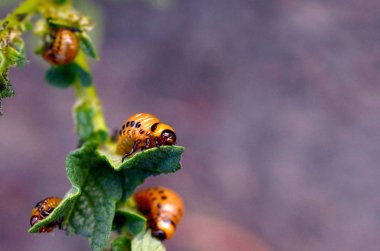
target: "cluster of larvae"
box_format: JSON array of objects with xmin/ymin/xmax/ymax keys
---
[
  {"xmin": 31, "ymin": 111, "xmax": 183, "ymax": 240},
  {"xmin": 30, "ymin": 187, "xmax": 184, "ymax": 240}
]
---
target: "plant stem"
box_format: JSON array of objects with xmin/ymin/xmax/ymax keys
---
[
  {"xmin": 1, "ymin": 0, "xmax": 107, "ymax": 134},
  {"xmin": 73, "ymin": 51, "xmax": 108, "ymax": 135}
]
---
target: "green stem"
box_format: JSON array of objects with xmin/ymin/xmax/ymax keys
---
[{"xmin": 73, "ymin": 51, "xmax": 108, "ymax": 136}]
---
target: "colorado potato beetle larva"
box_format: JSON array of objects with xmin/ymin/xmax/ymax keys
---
[
  {"xmin": 134, "ymin": 186, "xmax": 184, "ymax": 240},
  {"xmin": 30, "ymin": 197, "xmax": 62, "ymax": 233},
  {"xmin": 43, "ymin": 28, "xmax": 79, "ymax": 65},
  {"xmin": 116, "ymin": 113, "xmax": 176, "ymax": 162}
]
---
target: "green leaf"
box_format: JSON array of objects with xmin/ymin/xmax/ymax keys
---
[
  {"xmin": 131, "ymin": 230, "xmax": 166, "ymax": 251},
  {"xmin": 0, "ymin": 73, "xmax": 14, "ymax": 99},
  {"xmin": 45, "ymin": 64, "xmax": 76, "ymax": 88},
  {"xmin": 29, "ymin": 142, "xmax": 123, "ymax": 251},
  {"xmin": 45, "ymin": 63, "xmax": 92, "ymax": 88},
  {"xmin": 28, "ymin": 142, "xmax": 184, "ymax": 251},
  {"xmin": 6, "ymin": 42, "xmax": 26, "ymax": 67},
  {"xmin": 47, "ymin": 18, "xmax": 81, "ymax": 31},
  {"xmin": 0, "ymin": 69, "xmax": 15, "ymax": 115},
  {"xmin": 78, "ymin": 33, "xmax": 98, "ymax": 60},
  {"xmin": 114, "ymin": 203, "xmax": 146, "ymax": 236},
  {"xmin": 99, "ymin": 145, "xmax": 184, "ymax": 172},
  {"xmin": 72, "ymin": 62, "xmax": 92, "ymax": 87},
  {"xmin": 65, "ymin": 146, "xmax": 123, "ymax": 251},
  {"xmin": 112, "ymin": 236, "xmax": 131, "ymax": 251},
  {"xmin": 99, "ymin": 145, "xmax": 184, "ymax": 200},
  {"xmin": 10, "ymin": 37, "xmax": 25, "ymax": 54}
]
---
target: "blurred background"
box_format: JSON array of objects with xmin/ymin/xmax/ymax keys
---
[{"xmin": 1, "ymin": 0, "xmax": 380, "ymax": 250}]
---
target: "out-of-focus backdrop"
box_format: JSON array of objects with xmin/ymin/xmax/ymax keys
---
[{"xmin": 1, "ymin": 0, "xmax": 380, "ymax": 250}]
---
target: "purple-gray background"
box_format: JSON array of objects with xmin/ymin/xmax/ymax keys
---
[{"xmin": 1, "ymin": 0, "xmax": 379, "ymax": 250}]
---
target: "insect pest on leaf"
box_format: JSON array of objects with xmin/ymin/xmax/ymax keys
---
[
  {"xmin": 1, "ymin": 1, "xmax": 186, "ymax": 250},
  {"xmin": 134, "ymin": 187, "xmax": 184, "ymax": 240},
  {"xmin": 30, "ymin": 197, "xmax": 62, "ymax": 233},
  {"xmin": 116, "ymin": 113, "xmax": 177, "ymax": 162},
  {"xmin": 43, "ymin": 28, "xmax": 79, "ymax": 65}
]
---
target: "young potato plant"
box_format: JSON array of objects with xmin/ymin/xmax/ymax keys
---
[{"xmin": 0, "ymin": 1, "xmax": 184, "ymax": 250}]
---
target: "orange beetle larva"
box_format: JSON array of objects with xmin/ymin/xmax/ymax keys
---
[
  {"xmin": 30, "ymin": 197, "xmax": 62, "ymax": 233},
  {"xmin": 43, "ymin": 28, "xmax": 79, "ymax": 65},
  {"xmin": 134, "ymin": 186, "xmax": 184, "ymax": 240},
  {"xmin": 116, "ymin": 113, "xmax": 176, "ymax": 162}
]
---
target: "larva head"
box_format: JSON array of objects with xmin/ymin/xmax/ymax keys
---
[
  {"xmin": 30, "ymin": 207, "xmax": 40, "ymax": 226},
  {"xmin": 151, "ymin": 123, "xmax": 176, "ymax": 145},
  {"xmin": 152, "ymin": 219, "xmax": 176, "ymax": 240}
]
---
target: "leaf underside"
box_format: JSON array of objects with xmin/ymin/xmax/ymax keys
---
[
  {"xmin": 112, "ymin": 236, "xmax": 131, "ymax": 251},
  {"xmin": 78, "ymin": 33, "xmax": 98, "ymax": 60},
  {"xmin": 113, "ymin": 204, "xmax": 146, "ymax": 236},
  {"xmin": 111, "ymin": 230, "xmax": 165, "ymax": 251},
  {"xmin": 45, "ymin": 62, "xmax": 92, "ymax": 89},
  {"xmin": 131, "ymin": 230, "xmax": 166, "ymax": 251},
  {"xmin": 28, "ymin": 142, "xmax": 184, "ymax": 251}
]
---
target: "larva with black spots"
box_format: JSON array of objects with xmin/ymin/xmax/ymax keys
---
[
  {"xmin": 116, "ymin": 113, "xmax": 176, "ymax": 162},
  {"xmin": 43, "ymin": 28, "xmax": 79, "ymax": 65},
  {"xmin": 134, "ymin": 186, "xmax": 184, "ymax": 240},
  {"xmin": 30, "ymin": 197, "xmax": 62, "ymax": 233}
]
